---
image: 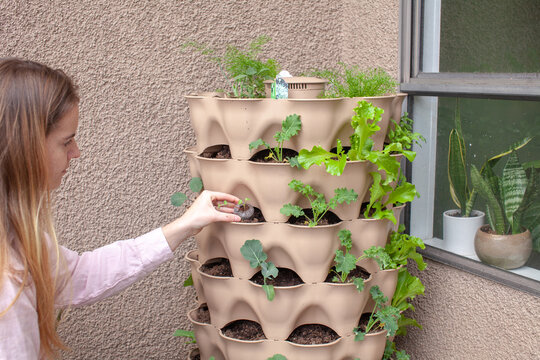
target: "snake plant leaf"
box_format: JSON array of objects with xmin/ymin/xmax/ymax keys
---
[
  {"xmin": 501, "ymin": 152, "xmax": 527, "ymax": 234},
  {"xmin": 471, "ymin": 165, "xmax": 506, "ymax": 234},
  {"xmin": 448, "ymin": 128, "xmax": 468, "ymax": 212}
]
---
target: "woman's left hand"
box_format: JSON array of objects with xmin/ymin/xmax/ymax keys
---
[{"xmin": 162, "ymin": 190, "xmax": 241, "ymax": 251}]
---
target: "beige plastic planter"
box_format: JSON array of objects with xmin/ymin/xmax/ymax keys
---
[
  {"xmin": 195, "ymin": 217, "xmax": 395, "ymax": 284},
  {"xmin": 197, "ymin": 271, "xmax": 373, "ymax": 340},
  {"xmin": 185, "ymin": 249, "xmax": 206, "ymax": 305},
  {"xmin": 185, "ymin": 148, "xmax": 373, "ymax": 222},
  {"xmin": 186, "ymin": 93, "xmax": 406, "ymax": 160},
  {"xmin": 187, "ymin": 307, "xmax": 226, "ymax": 360},
  {"xmin": 219, "ymin": 330, "xmax": 387, "ymax": 360}
]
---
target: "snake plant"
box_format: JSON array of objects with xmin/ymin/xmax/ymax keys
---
[
  {"xmin": 471, "ymin": 151, "xmax": 540, "ymax": 236},
  {"xmin": 448, "ymin": 100, "xmax": 531, "ymax": 217}
]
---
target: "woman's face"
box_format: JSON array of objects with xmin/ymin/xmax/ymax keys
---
[{"xmin": 45, "ymin": 104, "xmax": 81, "ymax": 190}]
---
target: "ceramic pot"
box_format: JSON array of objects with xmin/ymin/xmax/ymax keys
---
[
  {"xmin": 443, "ymin": 209, "xmax": 485, "ymax": 256},
  {"xmin": 185, "ymin": 148, "xmax": 373, "ymax": 222},
  {"xmin": 186, "ymin": 94, "xmax": 406, "ymax": 159},
  {"xmin": 474, "ymin": 225, "xmax": 532, "ymax": 269}
]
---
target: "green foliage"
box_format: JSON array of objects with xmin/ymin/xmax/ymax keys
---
[
  {"xmin": 471, "ymin": 151, "xmax": 540, "ymax": 235},
  {"xmin": 387, "ymin": 112, "xmax": 426, "ymax": 153},
  {"xmin": 182, "ymin": 35, "xmax": 279, "ymax": 98},
  {"xmin": 173, "ymin": 329, "xmax": 196, "ymax": 344},
  {"xmin": 383, "ymin": 340, "xmax": 411, "ymax": 360},
  {"xmin": 392, "ymin": 269, "xmax": 424, "ymax": 336},
  {"xmin": 240, "ymin": 239, "xmax": 278, "ymax": 301},
  {"xmin": 249, "ymin": 114, "xmax": 302, "ymax": 162},
  {"xmin": 331, "ymin": 230, "xmax": 365, "ymax": 292},
  {"xmin": 267, "ymin": 355, "xmax": 287, "ymax": 360},
  {"xmin": 448, "ymin": 100, "xmax": 532, "ymax": 217},
  {"xmin": 183, "ymin": 274, "xmax": 193, "ymax": 287},
  {"xmin": 307, "ymin": 63, "xmax": 397, "ymax": 97},
  {"xmin": 354, "ymin": 286, "xmax": 400, "ymax": 341},
  {"xmin": 280, "ymin": 180, "xmax": 358, "ymax": 227},
  {"xmin": 171, "ymin": 177, "xmax": 203, "ymax": 207},
  {"xmin": 386, "ymin": 225, "xmax": 426, "ymax": 270}
]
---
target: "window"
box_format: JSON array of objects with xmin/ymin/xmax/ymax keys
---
[{"xmin": 400, "ymin": 0, "xmax": 540, "ymax": 295}]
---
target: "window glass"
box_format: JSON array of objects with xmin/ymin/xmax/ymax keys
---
[
  {"xmin": 427, "ymin": 0, "xmax": 540, "ymax": 73},
  {"xmin": 432, "ymin": 97, "xmax": 540, "ymax": 269}
]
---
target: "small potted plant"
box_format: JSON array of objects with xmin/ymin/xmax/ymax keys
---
[
  {"xmin": 471, "ymin": 151, "xmax": 539, "ymax": 269},
  {"xmin": 444, "ymin": 100, "xmax": 531, "ymax": 256}
]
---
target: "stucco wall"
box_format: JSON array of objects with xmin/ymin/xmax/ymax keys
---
[{"xmin": 1, "ymin": 1, "xmax": 537, "ymax": 359}]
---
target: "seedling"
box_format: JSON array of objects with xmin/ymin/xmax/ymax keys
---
[
  {"xmin": 249, "ymin": 114, "xmax": 302, "ymax": 162},
  {"xmin": 240, "ymin": 239, "xmax": 278, "ymax": 301},
  {"xmin": 182, "ymin": 35, "xmax": 279, "ymax": 98},
  {"xmin": 331, "ymin": 230, "xmax": 365, "ymax": 292},
  {"xmin": 173, "ymin": 329, "xmax": 196, "ymax": 344},
  {"xmin": 220, "ymin": 198, "xmax": 255, "ymax": 221},
  {"xmin": 353, "ymin": 286, "xmax": 400, "ymax": 341},
  {"xmin": 170, "ymin": 177, "xmax": 204, "ymax": 207},
  {"xmin": 280, "ymin": 180, "xmax": 358, "ymax": 227}
]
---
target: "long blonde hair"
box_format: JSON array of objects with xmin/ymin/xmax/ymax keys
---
[{"xmin": 0, "ymin": 58, "xmax": 79, "ymax": 358}]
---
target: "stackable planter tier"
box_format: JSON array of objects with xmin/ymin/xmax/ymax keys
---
[{"xmin": 183, "ymin": 89, "xmax": 406, "ymax": 360}]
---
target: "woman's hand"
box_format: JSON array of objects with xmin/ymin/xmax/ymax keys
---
[{"xmin": 162, "ymin": 191, "xmax": 241, "ymax": 251}]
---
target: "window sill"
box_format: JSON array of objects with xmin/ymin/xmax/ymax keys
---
[{"xmin": 420, "ymin": 238, "xmax": 540, "ymax": 297}]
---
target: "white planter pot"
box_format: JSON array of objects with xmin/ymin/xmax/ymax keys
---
[{"xmin": 443, "ymin": 209, "xmax": 485, "ymax": 256}]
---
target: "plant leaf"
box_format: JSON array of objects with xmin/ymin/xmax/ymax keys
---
[
  {"xmin": 189, "ymin": 177, "xmax": 203, "ymax": 193},
  {"xmin": 471, "ymin": 165, "xmax": 506, "ymax": 234},
  {"xmin": 333, "ymin": 187, "xmax": 359, "ymax": 205},
  {"xmin": 240, "ymin": 239, "xmax": 267, "ymax": 269},
  {"xmin": 391, "ymin": 268, "xmax": 425, "ymax": 312},
  {"xmin": 183, "ymin": 274, "xmax": 193, "ymax": 287},
  {"xmin": 249, "ymin": 138, "xmax": 270, "ymax": 151},
  {"xmin": 170, "ymin": 192, "xmax": 188, "ymax": 207},
  {"xmin": 501, "ymin": 152, "xmax": 527, "ymax": 233},
  {"xmin": 448, "ymin": 128, "xmax": 468, "ymax": 211},
  {"xmin": 280, "ymin": 203, "xmax": 305, "ymax": 218},
  {"xmin": 173, "ymin": 329, "xmax": 196, "ymax": 344},
  {"xmin": 262, "ymin": 284, "xmax": 275, "ymax": 301},
  {"xmin": 267, "ymin": 355, "xmax": 287, "ymax": 360},
  {"xmin": 275, "ymin": 114, "xmax": 301, "ymax": 142}
]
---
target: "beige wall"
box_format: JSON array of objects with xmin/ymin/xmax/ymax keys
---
[{"xmin": 1, "ymin": 1, "xmax": 537, "ymax": 359}]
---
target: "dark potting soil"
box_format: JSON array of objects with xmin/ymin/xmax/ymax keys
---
[
  {"xmin": 250, "ymin": 268, "xmax": 304, "ymax": 287},
  {"xmin": 199, "ymin": 145, "xmax": 232, "ymax": 159},
  {"xmin": 237, "ymin": 206, "xmax": 266, "ymax": 223},
  {"xmin": 221, "ymin": 320, "xmax": 266, "ymax": 341},
  {"xmin": 199, "ymin": 258, "xmax": 233, "ymax": 277},
  {"xmin": 287, "ymin": 209, "xmax": 341, "ymax": 226},
  {"xmin": 192, "ymin": 303, "xmax": 211, "ymax": 324},
  {"xmin": 286, "ymin": 324, "xmax": 340, "ymax": 345},
  {"xmin": 356, "ymin": 312, "xmax": 384, "ymax": 335},
  {"xmin": 249, "ymin": 148, "xmax": 299, "ymax": 163},
  {"xmin": 324, "ymin": 265, "xmax": 371, "ymax": 283}
]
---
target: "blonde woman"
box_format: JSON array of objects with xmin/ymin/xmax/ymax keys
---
[{"xmin": 0, "ymin": 58, "xmax": 241, "ymax": 359}]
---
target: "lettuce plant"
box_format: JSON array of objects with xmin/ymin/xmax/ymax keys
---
[
  {"xmin": 249, "ymin": 114, "xmax": 301, "ymax": 162},
  {"xmin": 240, "ymin": 239, "xmax": 278, "ymax": 301},
  {"xmin": 280, "ymin": 180, "xmax": 358, "ymax": 227}
]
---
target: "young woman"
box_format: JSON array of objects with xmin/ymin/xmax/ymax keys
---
[{"xmin": 0, "ymin": 58, "xmax": 241, "ymax": 359}]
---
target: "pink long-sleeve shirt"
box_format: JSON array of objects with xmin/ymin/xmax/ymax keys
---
[{"xmin": 0, "ymin": 228, "xmax": 174, "ymax": 359}]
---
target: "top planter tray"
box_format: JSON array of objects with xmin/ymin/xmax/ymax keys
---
[{"xmin": 186, "ymin": 93, "xmax": 406, "ymax": 160}]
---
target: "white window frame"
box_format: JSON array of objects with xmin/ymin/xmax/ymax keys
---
[{"xmin": 399, "ymin": 0, "xmax": 540, "ymax": 296}]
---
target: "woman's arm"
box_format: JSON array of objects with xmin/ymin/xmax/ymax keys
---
[{"xmin": 54, "ymin": 190, "xmax": 241, "ymax": 307}]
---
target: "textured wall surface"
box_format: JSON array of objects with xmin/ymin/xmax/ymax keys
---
[{"xmin": 1, "ymin": 1, "xmax": 537, "ymax": 359}]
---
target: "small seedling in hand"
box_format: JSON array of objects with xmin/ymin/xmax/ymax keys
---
[
  {"xmin": 240, "ymin": 239, "xmax": 278, "ymax": 301},
  {"xmin": 331, "ymin": 230, "xmax": 365, "ymax": 292},
  {"xmin": 280, "ymin": 180, "xmax": 358, "ymax": 227},
  {"xmin": 353, "ymin": 286, "xmax": 400, "ymax": 341},
  {"xmin": 234, "ymin": 198, "xmax": 255, "ymax": 220},
  {"xmin": 170, "ymin": 177, "xmax": 204, "ymax": 207},
  {"xmin": 249, "ymin": 114, "xmax": 301, "ymax": 162}
]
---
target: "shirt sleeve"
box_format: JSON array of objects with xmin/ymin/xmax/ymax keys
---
[{"xmin": 54, "ymin": 228, "xmax": 174, "ymax": 307}]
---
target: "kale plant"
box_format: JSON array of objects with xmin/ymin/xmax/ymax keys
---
[
  {"xmin": 249, "ymin": 114, "xmax": 302, "ymax": 162},
  {"xmin": 331, "ymin": 230, "xmax": 366, "ymax": 292}
]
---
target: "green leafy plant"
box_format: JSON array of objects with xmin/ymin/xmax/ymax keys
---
[
  {"xmin": 448, "ymin": 100, "xmax": 532, "ymax": 217},
  {"xmin": 387, "ymin": 112, "xmax": 426, "ymax": 153},
  {"xmin": 240, "ymin": 239, "xmax": 278, "ymax": 301},
  {"xmin": 307, "ymin": 63, "xmax": 397, "ymax": 97},
  {"xmin": 182, "ymin": 35, "xmax": 279, "ymax": 98},
  {"xmin": 280, "ymin": 180, "xmax": 358, "ymax": 227},
  {"xmin": 383, "ymin": 340, "xmax": 411, "ymax": 360},
  {"xmin": 249, "ymin": 114, "xmax": 302, "ymax": 162},
  {"xmin": 170, "ymin": 177, "xmax": 204, "ymax": 207},
  {"xmin": 267, "ymin": 355, "xmax": 287, "ymax": 360},
  {"xmin": 331, "ymin": 230, "xmax": 366, "ymax": 292},
  {"xmin": 353, "ymin": 286, "xmax": 400, "ymax": 341},
  {"xmin": 471, "ymin": 151, "xmax": 540, "ymax": 236},
  {"xmin": 172, "ymin": 329, "xmax": 196, "ymax": 344}
]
